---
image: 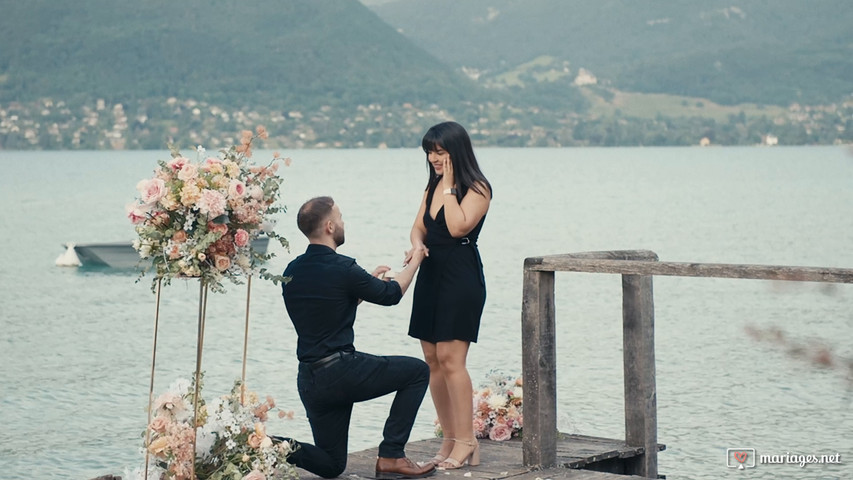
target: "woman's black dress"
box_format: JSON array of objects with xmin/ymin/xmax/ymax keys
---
[{"xmin": 408, "ymin": 182, "xmax": 487, "ymax": 343}]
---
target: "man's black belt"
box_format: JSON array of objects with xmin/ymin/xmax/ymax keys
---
[{"xmin": 307, "ymin": 350, "xmax": 353, "ymax": 370}]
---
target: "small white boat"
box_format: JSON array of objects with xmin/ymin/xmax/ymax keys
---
[{"xmin": 56, "ymin": 237, "xmax": 270, "ymax": 269}]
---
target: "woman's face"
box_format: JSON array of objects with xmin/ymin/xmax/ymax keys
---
[{"xmin": 428, "ymin": 145, "xmax": 450, "ymax": 174}]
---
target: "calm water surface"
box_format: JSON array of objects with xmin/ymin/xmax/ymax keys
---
[{"xmin": 0, "ymin": 147, "xmax": 851, "ymax": 479}]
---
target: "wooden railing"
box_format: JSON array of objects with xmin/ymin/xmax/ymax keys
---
[{"xmin": 521, "ymin": 250, "xmax": 853, "ymax": 477}]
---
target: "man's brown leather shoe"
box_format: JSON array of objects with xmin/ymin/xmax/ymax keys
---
[{"xmin": 375, "ymin": 456, "xmax": 436, "ymax": 479}]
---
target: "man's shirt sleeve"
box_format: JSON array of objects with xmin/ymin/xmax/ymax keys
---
[{"xmin": 347, "ymin": 262, "xmax": 403, "ymax": 306}]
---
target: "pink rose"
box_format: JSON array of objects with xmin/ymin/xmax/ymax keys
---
[
  {"xmin": 234, "ymin": 229, "xmax": 250, "ymax": 247},
  {"xmin": 197, "ymin": 189, "xmax": 226, "ymax": 218},
  {"xmin": 149, "ymin": 416, "xmax": 169, "ymax": 433},
  {"xmin": 489, "ymin": 424, "xmax": 513, "ymax": 441},
  {"xmin": 177, "ymin": 163, "xmax": 198, "ymax": 181},
  {"xmin": 243, "ymin": 470, "xmax": 265, "ymax": 480},
  {"xmin": 472, "ymin": 417, "xmax": 487, "ymax": 437},
  {"xmin": 137, "ymin": 178, "xmax": 167, "ymax": 205},
  {"xmin": 228, "ymin": 179, "xmax": 246, "ymax": 198},
  {"xmin": 126, "ymin": 202, "xmax": 149, "ymax": 224},
  {"xmin": 168, "ymin": 157, "xmax": 189, "ymax": 171},
  {"xmin": 214, "ymin": 255, "xmax": 231, "ymax": 271}
]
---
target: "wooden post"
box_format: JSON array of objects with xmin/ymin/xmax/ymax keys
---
[
  {"xmin": 521, "ymin": 264, "xmax": 557, "ymax": 467},
  {"xmin": 622, "ymin": 274, "xmax": 658, "ymax": 478}
]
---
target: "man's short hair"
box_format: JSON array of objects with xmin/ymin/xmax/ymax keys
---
[{"xmin": 296, "ymin": 196, "xmax": 335, "ymax": 238}]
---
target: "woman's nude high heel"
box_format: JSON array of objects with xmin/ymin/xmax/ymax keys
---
[
  {"xmin": 437, "ymin": 438, "xmax": 480, "ymax": 469},
  {"xmin": 422, "ymin": 438, "xmax": 452, "ymax": 466}
]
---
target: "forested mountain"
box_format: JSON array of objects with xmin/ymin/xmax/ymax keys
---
[
  {"xmin": 0, "ymin": 0, "xmax": 849, "ymax": 149},
  {"xmin": 369, "ymin": 0, "xmax": 853, "ymax": 106},
  {"xmin": 0, "ymin": 0, "xmax": 478, "ymax": 109}
]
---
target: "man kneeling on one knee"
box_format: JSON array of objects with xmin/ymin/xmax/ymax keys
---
[{"xmin": 277, "ymin": 196, "xmax": 435, "ymax": 479}]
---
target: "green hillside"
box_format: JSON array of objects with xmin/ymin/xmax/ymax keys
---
[
  {"xmin": 0, "ymin": 0, "xmax": 478, "ymax": 109},
  {"xmin": 370, "ymin": 0, "xmax": 853, "ymax": 106}
]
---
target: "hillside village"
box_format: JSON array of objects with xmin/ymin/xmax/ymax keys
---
[{"xmin": 0, "ymin": 94, "xmax": 849, "ymax": 150}]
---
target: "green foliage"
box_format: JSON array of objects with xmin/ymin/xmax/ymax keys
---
[{"xmin": 0, "ymin": 0, "xmax": 478, "ymax": 110}]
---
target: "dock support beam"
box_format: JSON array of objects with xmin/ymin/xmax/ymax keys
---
[
  {"xmin": 622, "ymin": 274, "xmax": 658, "ymax": 477},
  {"xmin": 521, "ymin": 268, "xmax": 557, "ymax": 467}
]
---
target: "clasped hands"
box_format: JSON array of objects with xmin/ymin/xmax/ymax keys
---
[{"xmin": 369, "ymin": 245, "xmax": 428, "ymax": 280}]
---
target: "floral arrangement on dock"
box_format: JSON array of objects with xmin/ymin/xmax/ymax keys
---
[
  {"xmin": 138, "ymin": 376, "xmax": 297, "ymax": 480},
  {"xmin": 435, "ymin": 371, "xmax": 523, "ymax": 442},
  {"xmin": 127, "ymin": 126, "xmax": 289, "ymax": 292}
]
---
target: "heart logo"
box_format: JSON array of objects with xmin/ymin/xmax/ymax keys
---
[{"xmin": 734, "ymin": 451, "xmax": 748, "ymax": 464}]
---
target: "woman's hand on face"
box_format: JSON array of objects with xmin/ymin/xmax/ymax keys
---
[{"xmin": 442, "ymin": 156, "xmax": 454, "ymax": 189}]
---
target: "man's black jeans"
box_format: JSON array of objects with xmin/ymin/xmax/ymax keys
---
[{"xmin": 287, "ymin": 351, "xmax": 430, "ymax": 478}]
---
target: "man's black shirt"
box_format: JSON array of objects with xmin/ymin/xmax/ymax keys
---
[{"xmin": 282, "ymin": 244, "xmax": 403, "ymax": 362}]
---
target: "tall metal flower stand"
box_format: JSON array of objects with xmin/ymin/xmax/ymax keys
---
[{"xmin": 143, "ymin": 276, "xmax": 255, "ymax": 479}]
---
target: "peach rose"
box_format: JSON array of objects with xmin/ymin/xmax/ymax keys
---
[
  {"xmin": 147, "ymin": 436, "xmax": 170, "ymax": 457},
  {"xmin": 234, "ymin": 229, "xmax": 250, "ymax": 247},
  {"xmin": 489, "ymin": 424, "xmax": 513, "ymax": 441},
  {"xmin": 202, "ymin": 157, "xmax": 224, "ymax": 174},
  {"xmin": 172, "ymin": 230, "xmax": 188, "ymax": 243},
  {"xmin": 207, "ymin": 221, "xmax": 228, "ymax": 236},
  {"xmin": 247, "ymin": 432, "xmax": 263, "ymax": 449},
  {"xmin": 214, "ymin": 255, "xmax": 231, "ymax": 271}
]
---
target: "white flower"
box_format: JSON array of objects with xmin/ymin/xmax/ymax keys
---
[
  {"xmin": 247, "ymin": 185, "xmax": 264, "ymax": 201},
  {"xmin": 511, "ymin": 386, "xmax": 523, "ymax": 399},
  {"xmin": 196, "ymin": 145, "xmax": 206, "ymax": 155},
  {"xmin": 487, "ymin": 394, "xmax": 506, "ymax": 410},
  {"xmin": 196, "ymin": 428, "xmax": 216, "ymax": 457},
  {"xmin": 261, "ymin": 219, "xmax": 276, "ymax": 234}
]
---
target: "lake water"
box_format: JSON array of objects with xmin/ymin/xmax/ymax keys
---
[{"xmin": 0, "ymin": 146, "xmax": 851, "ymax": 479}]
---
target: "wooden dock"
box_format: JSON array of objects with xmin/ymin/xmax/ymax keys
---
[{"xmin": 297, "ymin": 435, "xmax": 664, "ymax": 480}]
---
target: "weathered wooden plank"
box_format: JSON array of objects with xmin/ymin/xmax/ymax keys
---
[
  {"xmin": 521, "ymin": 268, "xmax": 557, "ymax": 467},
  {"xmin": 526, "ymin": 257, "xmax": 853, "ymax": 283},
  {"xmin": 622, "ymin": 274, "xmax": 658, "ymax": 478}
]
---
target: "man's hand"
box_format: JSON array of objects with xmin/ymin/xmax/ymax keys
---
[{"xmin": 371, "ymin": 265, "xmax": 392, "ymax": 279}]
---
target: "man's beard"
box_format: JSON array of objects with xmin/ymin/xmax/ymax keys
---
[{"xmin": 333, "ymin": 229, "xmax": 345, "ymax": 247}]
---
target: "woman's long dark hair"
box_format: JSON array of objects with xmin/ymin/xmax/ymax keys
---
[{"xmin": 422, "ymin": 121, "xmax": 492, "ymax": 200}]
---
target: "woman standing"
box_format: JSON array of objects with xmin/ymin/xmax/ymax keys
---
[{"xmin": 405, "ymin": 121, "xmax": 491, "ymax": 470}]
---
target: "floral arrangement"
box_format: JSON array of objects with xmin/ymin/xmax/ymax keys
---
[
  {"xmin": 127, "ymin": 127, "xmax": 289, "ymax": 292},
  {"xmin": 435, "ymin": 371, "xmax": 523, "ymax": 442},
  {"xmin": 134, "ymin": 376, "xmax": 298, "ymax": 480}
]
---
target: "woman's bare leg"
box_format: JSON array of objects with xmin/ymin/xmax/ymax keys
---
[
  {"xmin": 421, "ymin": 340, "xmax": 455, "ymax": 460},
  {"xmin": 435, "ymin": 340, "xmax": 477, "ymax": 466}
]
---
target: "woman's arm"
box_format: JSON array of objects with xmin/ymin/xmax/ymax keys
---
[
  {"xmin": 441, "ymin": 157, "xmax": 491, "ymax": 238},
  {"xmin": 404, "ymin": 189, "xmax": 429, "ymax": 264}
]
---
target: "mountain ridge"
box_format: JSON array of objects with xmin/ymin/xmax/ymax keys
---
[{"xmin": 369, "ymin": 0, "xmax": 853, "ymax": 106}]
